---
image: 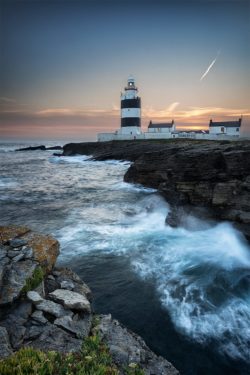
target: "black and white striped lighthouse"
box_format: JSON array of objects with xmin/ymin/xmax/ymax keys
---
[{"xmin": 120, "ymin": 76, "xmax": 141, "ymax": 135}]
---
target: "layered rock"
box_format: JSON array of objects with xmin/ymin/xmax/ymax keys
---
[
  {"xmin": 123, "ymin": 140, "xmax": 250, "ymax": 239},
  {"xmin": 0, "ymin": 226, "xmax": 178, "ymax": 374}
]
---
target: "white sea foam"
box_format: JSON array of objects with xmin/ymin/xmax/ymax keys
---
[
  {"xmin": 49, "ymin": 155, "xmax": 92, "ymax": 164},
  {"xmin": 131, "ymin": 222, "xmax": 250, "ymax": 361},
  {"xmin": 57, "ymin": 195, "xmax": 250, "ymax": 362},
  {"xmin": 112, "ymin": 181, "xmax": 157, "ymax": 193}
]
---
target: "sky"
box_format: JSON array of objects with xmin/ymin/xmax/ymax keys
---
[{"xmin": 0, "ymin": 0, "xmax": 249, "ymax": 141}]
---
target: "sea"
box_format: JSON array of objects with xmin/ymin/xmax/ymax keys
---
[{"xmin": 0, "ymin": 141, "xmax": 250, "ymax": 375}]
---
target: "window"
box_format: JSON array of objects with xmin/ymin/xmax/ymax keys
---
[
  {"xmin": 236, "ymin": 128, "xmax": 239, "ymax": 132},
  {"xmin": 221, "ymin": 127, "xmax": 224, "ymax": 133}
]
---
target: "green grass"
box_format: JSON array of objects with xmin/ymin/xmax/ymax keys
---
[
  {"xmin": 0, "ymin": 334, "xmax": 145, "ymax": 375},
  {"xmin": 21, "ymin": 266, "xmax": 44, "ymax": 293}
]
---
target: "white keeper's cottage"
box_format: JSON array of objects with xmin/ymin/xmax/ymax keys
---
[
  {"xmin": 148, "ymin": 120, "xmax": 175, "ymax": 133},
  {"xmin": 209, "ymin": 119, "xmax": 242, "ymax": 135}
]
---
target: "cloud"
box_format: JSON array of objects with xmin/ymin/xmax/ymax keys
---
[
  {"xmin": 142, "ymin": 105, "xmax": 250, "ymax": 122},
  {"xmin": 167, "ymin": 102, "xmax": 180, "ymax": 112},
  {"xmin": 35, "ymin": 107, "xmax": 119, "ymax": 118},
  {"xmin": 200, "ymin": 50, "xmax": 220, "ymax": 81},
  {"xmin": 0, "ymin": 97, "xmax": 16, "ymax": 104}
]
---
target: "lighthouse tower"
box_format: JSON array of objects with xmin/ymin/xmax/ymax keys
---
[{"xmin": 119, "ymin": 76, "xmax": 141, "ymax": 137}]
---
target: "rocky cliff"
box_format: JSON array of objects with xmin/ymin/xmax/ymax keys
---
[
  {"xmin": 63, "ymin": 139, "xmax": 250, "ymax": 240},
  {"xmin": 0, "ymin": 226, "xmax": 178, "ymax": 375}
]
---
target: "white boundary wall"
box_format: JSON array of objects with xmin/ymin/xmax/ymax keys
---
[{"xmin": 97, "ymin": 131, "xmax": 241, "ymax": 142}]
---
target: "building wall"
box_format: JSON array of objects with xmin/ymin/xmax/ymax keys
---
[
  {"xmin": 144, "ymin": 132, "xmax": 172, "ymax": 139},
  {"xmin": 118, "ymin": 126, "xmax": 142, "ymax": 135},
  {"xmin": 209, "ymin": 126, "xmax": 240, "ymax": 135},
  {"xmin": 97, "ymin": 131, "xmax": 241, "ymax": 142},
  {"xmin": 148, "ymin": 127, "xmax": 172, "ymax": 133}
]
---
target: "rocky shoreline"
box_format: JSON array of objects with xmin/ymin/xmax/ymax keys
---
[
  {"xmin": 62, "ymin": 140, "xmax": 250, "ymax": 240},
  {"xmin": 0, "ymin": 225, "xmax": 179, "ymax": 375}
]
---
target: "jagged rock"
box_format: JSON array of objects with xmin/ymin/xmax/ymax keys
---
[
  {"xmin": 0, "ymin": 327, "xmax": 13, "ymax": 358},
  {"xmin": 27, "ymin": 324, "xmax": 82, "ymax": 353},
  {"xmin": 27, "ymin": 291, "xmax": 43, "ymax": 305},
  {"xmin": 1, "ymin": 301, "xmax": 32, "ymax": 349},
  {"xmin": 95, "ymin": 314, "xmax": 179, "ymax": 375},
  {"xmin": 53, "ymin": 267, "xmax": 92, "ymax": 300},
  {"xmin": 8, "ymin": 239, "xmax": 27, "ymax": 248},
  {"xmin": 0, "ymin": 226, "xmax": 60, "ymax": 305},
  {"xmin": 26, "ymin": 232, "xmax": 59, "ymax": 273},
  {"xmin": 31, "ymin": 310, "xmax": 48, "ymax": 324},
  {"xmin": 36, "ymin": 299, "xmax": 73, "ymax": 318},
  {"xmin": 12, "ymin": 253, "xmax": 26, "ymax": 262},
  {"xmin": 0, "ymin": 226, "xmax": 30, "ymax": 244},
  {"xmin": 60, "ymin": 280, "xmax": 74, "ymax": 290},
  {"xmin": 0, "ymin": 260, "xmax": 37, "ymax": 305},
  {"xmin": 54, "ymin": 313, "xmax": 92, "ymax": 338},
  {"xmin": 24, "ymin": 324, "xmax": 45, "ymax": 340},
  {"xmin": 49, "ymin": 289, "xmax": 91, "ymax": 313}
]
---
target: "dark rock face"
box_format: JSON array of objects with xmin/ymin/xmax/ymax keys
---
[
  {"xmin": 15, "ymin": 145, "xmax": 62, "ymax": 151},
  {"xmin": 123, "ymin": 140, "xmax": 250, "ymax": 239},
  {"xmin": 16, "ymin": 145, "xmax": 46, "ymax": 151},
  {"xmin": 95, "ymin": 314, "xmax": 179, "ymax": 375},
  {"xmin": 63, "ymin": 140, "xmax": 184, "ymax": 161}
]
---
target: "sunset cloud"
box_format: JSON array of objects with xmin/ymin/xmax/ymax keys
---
[
  {"xmin": 36, "ymin": 107, "xmax": 120, "ymax": 118},
  {"xmin": 1, "ymin": 104, "xmax": 249, "ymax": 140}
]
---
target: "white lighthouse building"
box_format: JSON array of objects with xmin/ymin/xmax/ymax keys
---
[
  {"xmin": 118, "ymin": 76, "xmax": 142, "ymax": 137},
  {"xmin": 98, "ymin": 76, "xmax": 143, "ymax": 141}
]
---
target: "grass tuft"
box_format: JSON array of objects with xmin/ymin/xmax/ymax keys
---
[{"xmin": 21, "ymin": 266, "xmax": 44, "ymax": 293}]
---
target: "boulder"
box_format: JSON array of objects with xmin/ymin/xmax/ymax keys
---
[
  {"xmin": 0, "ymin": 260, "xmax": 37, "ymax": 305},
  {"xmin": 49, "ymin": 289, "xmax": 91, "ymax": 313},
  {"xmin": 36, "ymin": 300, "xmax": 73, "ymax": 318},
  {"xmin": 27, "ymin": 291, "xmax": 44, "ymax": 305},
  {"xmin": 54, "ymin": 313, "xmax": 92, "ymax": 339}
]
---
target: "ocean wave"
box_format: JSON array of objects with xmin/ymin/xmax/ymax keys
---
[
  {"xmin": 131, "ymin": 222, "xmax": 250, "ymax": 362},
  {"xmin": 112, "ymin": 181, "xmax": 157, "ymax": 193}
]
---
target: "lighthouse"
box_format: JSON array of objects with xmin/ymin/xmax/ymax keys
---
[{"xmin": 119, "ymin": 76, "xmax": 141, "ymax": 137}]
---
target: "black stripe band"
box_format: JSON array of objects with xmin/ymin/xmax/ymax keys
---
[
  {"xmin": 121, "ymin": 118, "xmax": 141, "ymax": 127},
  {"xmin": 121, "ymin": 98, "xmax": 141, "ymax": 109}
]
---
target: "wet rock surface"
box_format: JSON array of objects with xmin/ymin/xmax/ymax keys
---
[{"xmin": 0, "ymin": 226, "xmax": 179, "ymax": 374}]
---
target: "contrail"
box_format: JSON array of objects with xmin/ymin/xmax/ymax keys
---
[{"xmin": 200, "ymin": 50, "xmax": 220, "ymax": 81}]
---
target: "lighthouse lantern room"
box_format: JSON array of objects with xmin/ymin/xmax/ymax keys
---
[{"xmin": 119, "ymin": 76, "xmax": 142, "ymax": 136}]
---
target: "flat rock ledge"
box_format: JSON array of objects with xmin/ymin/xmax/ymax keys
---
[{"xmin": 0, "ymin": 226, "xmax": 179, "ymax": 374}]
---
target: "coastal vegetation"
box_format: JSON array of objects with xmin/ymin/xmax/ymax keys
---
[{"xmin": 0, "ymin": 334, "xmax": 144, "ymax": 375}]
